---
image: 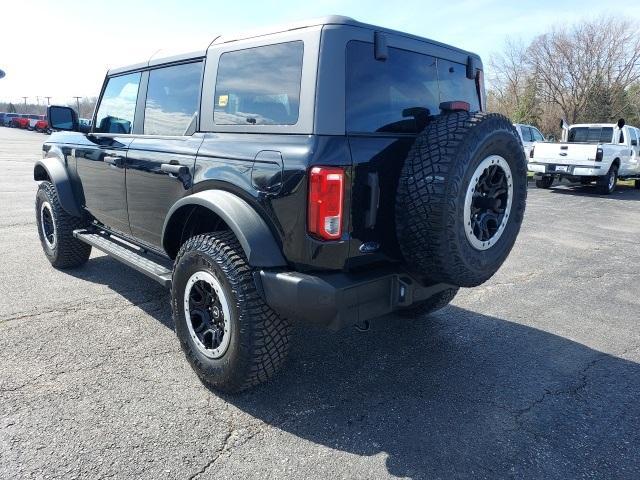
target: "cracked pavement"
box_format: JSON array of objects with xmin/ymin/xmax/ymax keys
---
[{"xmin": 1, "ymin": 127, "xmax": 639, "ymax": 479}]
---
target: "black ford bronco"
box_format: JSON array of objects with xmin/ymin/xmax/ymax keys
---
[{"xmin": 35, "ymin": 16, "xmax": 527, "ymax": 392}]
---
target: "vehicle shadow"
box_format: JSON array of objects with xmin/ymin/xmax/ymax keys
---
[
  {"xmin": 65, "ymin": 255, "xmax": 174, "ymax": 330},
  {"xmin": 220, "ymin": 306, "xmax": 640, "ymax": 479},
  {"xmin": 542, "ymin": 182, "xmax": 640, "ymax": 200},
  {"xmin": 66, "ymin": 257, "xmax": 640, "ymax": 478}
]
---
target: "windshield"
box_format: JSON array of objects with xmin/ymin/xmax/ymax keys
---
[{"xmin": 568, "ymin": 127, "xmax": 613, "ymax": 143}]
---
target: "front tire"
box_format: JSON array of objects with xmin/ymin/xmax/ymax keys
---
[
  {"xmin": 172, "ymin": 232, "xmax": 291, "ymax": 393},
  {"xmin": 35, "ymin": 181, "xmax": 91, "ymax": 268}
]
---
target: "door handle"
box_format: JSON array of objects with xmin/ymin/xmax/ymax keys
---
[
  {"xmin": 161, "ymin": 163, "xmax": 189, "ymax": 175},
  {"xmin": 104, "ymin": 155, "xmax": 124, "ymax": 167}
]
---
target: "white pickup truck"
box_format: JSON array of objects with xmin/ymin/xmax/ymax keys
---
[{"xmin": 529, "ymin": 119, "xmax": 640, "ymax": 194}]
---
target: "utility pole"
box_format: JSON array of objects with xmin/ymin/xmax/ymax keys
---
[
  {"xmin": 44, "ymin": 96, "xmax": 51, "ymax": 105},
  {"xmin": 21, "ymin": 96, "xmax": 28, "ymax": 112},
  {"xmin": 73, "ymin": 96, "xmax": 82, "ymax": 116}
]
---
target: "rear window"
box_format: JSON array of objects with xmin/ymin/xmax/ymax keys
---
[
  {"xmin": 346, "ymin": 41, "xmax": 481, "ymax": 134},
  {"xmin": 214, "ymin": 41, "xmax": 303, "ymax": 126},
  {"xmin": 568, "ymin": 127, "xmax": 613, "ymax": 143}
]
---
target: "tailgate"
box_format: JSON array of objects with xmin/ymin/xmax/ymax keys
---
[{"xmin": 532, "ymin": 142, "xmax": 598, "ymax": 165}]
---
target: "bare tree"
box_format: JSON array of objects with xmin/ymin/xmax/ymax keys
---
[{"xmin": 527, "ymin": 16, "xmax": 640, "ymax": 123}]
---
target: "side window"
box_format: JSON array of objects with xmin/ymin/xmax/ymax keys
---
[
  {"xmin": 94, "ymin": 72, "xmax": 141, "ymax": 134},
  {"xmin": 437, "ymin": 59, "xmax": 480, "ymax": 112},
  {"xmin": 214, "ymin": 41, "xmax": 304, "ymax": 125},
  {"xmin": 144, "ymin": 61, "xmax": 203, "ymax": 136},
  {"xmin": 532, "ymin": 128, "xmax": 544, "ymax": 141},
  {"xmin": 520, "ymin": 126, "xmax": 533, "ymax": 142},
  {"xmin": 632, "ymin": 128, "xmax": 640, "ymax": 146}
]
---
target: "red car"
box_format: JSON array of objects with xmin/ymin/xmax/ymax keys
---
[
  {"xmin": 34, "ymin": 119, "xmax": 49, "ymax": 133},
  {"xmin": 11, "ymin": 115, "xmax": 30, "ymax": 129}
]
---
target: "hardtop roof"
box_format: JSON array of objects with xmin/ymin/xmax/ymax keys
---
[{"xmin": 108, "ymin": 15, "xmax": 481, "ymax": 76}]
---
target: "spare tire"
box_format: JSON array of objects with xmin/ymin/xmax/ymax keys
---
[{"xmin": 396, "ymin": 111, "xmax": 527, "ymax": 287}]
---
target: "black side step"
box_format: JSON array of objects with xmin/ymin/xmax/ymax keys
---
[{"xmin": 73, "ymin": 229, "xmax": 172, "ymax": 288}]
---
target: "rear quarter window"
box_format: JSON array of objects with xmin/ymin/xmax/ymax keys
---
[
  {"xmin": 213, "ymin": 41, "xmax": 304, "ymax": 126},
  {"xmin": 346, "ymin": 41, "xmax": 481, "ymax": 134}
]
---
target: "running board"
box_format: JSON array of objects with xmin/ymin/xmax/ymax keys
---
[{"xmin": 73, "ymin": 229, "xmax": 173, "ymax": 288}]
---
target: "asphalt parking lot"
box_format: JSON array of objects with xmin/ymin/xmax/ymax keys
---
[{"xmin": 1, "ymin": 126, "xmax": 639, "ymax": 480}]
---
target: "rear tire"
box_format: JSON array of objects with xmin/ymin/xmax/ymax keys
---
[
  {"xmin": 397, "ymin": 288, "xmax": 459, "ymax": 318},
  {"xmin": 172, "ymin": 232, "xmax": 291, "ymax": 393},
  {"xmin": 597, "ymin": 165, "xmax": 618, "ymax": 194},
  {"xmin": 634, "ymin": 180, "xmax": 640, "ymax": 190},
  {"xmin": 35, "ymin": 181, "xmax": 91, "ymax": 268},
  {"xmin": 535, "ymin": 176, "xmax": 554, "ymax": 189}
]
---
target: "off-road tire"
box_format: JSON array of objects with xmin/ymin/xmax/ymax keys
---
[
  {"xmin": 634, "ymin": 180, "xmax": 640, "ymax": 190},
  {"xmin": 596, "ymin": 164, "xmax": 618, "ymax": 195},
  {"xmin": 535, "ymin": 176, "xmax": 554, "ymax": 189},
  {"xmin": 396, "ymin": 111, "xmax": 527, "ymax": 288},
  {"xmin": 35, "ymin": 181, "xmax": 91, "ymax": 268},
  {"xmin": 172, "ymin": 232, "xmax": 291, "ymax": 393},
  {"xmin": 397, "ymin": 287, "xmax": 459, "ymax": 318}
]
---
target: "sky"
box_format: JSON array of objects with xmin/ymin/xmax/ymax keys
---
[{"xmin": 1, "ymin": 0, "xmax": 639, "ymax": 104}]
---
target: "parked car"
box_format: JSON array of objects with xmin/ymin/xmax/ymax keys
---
[
  {"xmin": 514, "ymin": 123, "xmax": 545, "ymax": 159},
  {"xmin": 35, "ymin": 16, "xmax": 527, "ymax": 392},
  {"xmin": 28, "ymin": 114, "xmax": 45, "ymax": 130},
  {"xmin": 530, "ymin": 120, "xmax": 640, "ymax": 193},
  {"xmin": 3, "ymin": 113, "xmax": 18, "ymax": 127},
  {"xmin": 11, "ymin": 115, "xmax": 30, "ymax": 129},
  {"xmin": 0, "ymin": 112, "xmax": 6, "ymax": 125},
  {"xmin": 78, "ymin": 118, "xmax": 92, "ymax": 129},
  {"xmin": 34, "ymin": 119, "xmax": 49, "ymax": 133}
]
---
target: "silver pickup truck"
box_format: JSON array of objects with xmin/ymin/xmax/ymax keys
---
[{"xmin": 529, "ymin": 120, "xmax": 640, "ymax": 194}]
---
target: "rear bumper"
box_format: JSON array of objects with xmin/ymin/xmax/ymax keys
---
[
  {"xmin": 257, "ymin": 268, "xmax": 453, "ymax": 331},
  {"xmin": 529, "ymin": 161, "xmax": 603, "ymax": 176}
]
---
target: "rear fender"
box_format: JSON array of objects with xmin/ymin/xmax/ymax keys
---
[{"xmin": 162, "ymin": 190, "xmax": 286, "ymax": 268}]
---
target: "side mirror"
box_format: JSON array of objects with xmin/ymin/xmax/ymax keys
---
[{"xmin": 47, "ymin": 105, "xmax": 79, "ymax": 132}]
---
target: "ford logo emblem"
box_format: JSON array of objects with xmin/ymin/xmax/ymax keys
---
[{"xmin": 359, "ymin": 242, "xmax": 380, "ymax": 253}]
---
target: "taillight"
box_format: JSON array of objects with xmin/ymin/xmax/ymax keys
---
[
  {"xmin": 476, "ymin": 69, "xmax": 486, "ymax": 111},
  {"xmin": 530, "ymin": 145, "xmax": 535, "ymax": 159},
  {"xmin": 308, "ymin": 166, "xmax": 344, "ymax": 240},
  {"xmin": 595, "ymin": 148, "xmax": 603, "ymax": 162}
]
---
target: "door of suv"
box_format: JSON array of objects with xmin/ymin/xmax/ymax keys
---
[
  {"xmin": 125, "ymin": 61, "xmax": 204, "ymax": 248},
  {"xmin": 75, "ymin": 72, "xmax": 141, "ymax": 235}
]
